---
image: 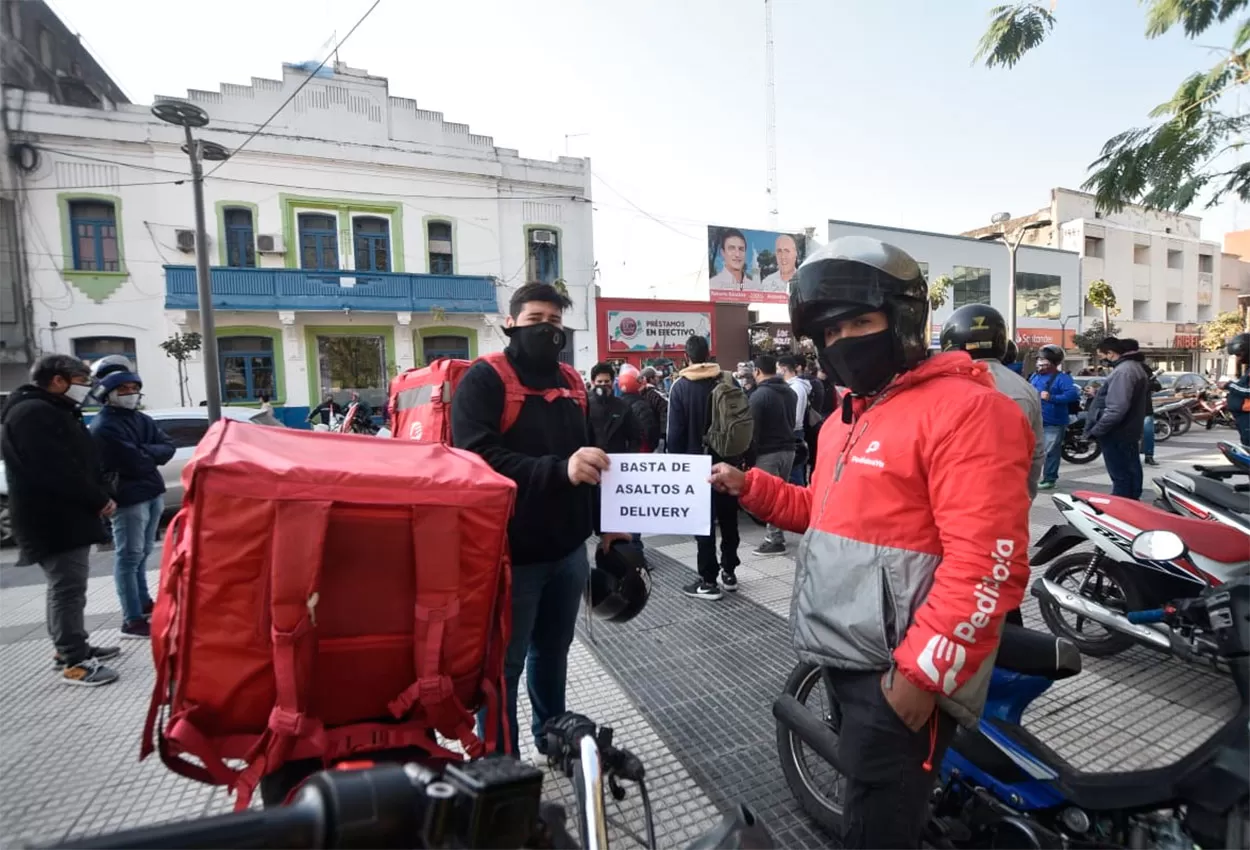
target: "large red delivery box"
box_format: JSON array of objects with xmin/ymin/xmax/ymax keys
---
[{"xmin": 141, "ymin": 419, "xmax": 516, "ymax": 809}]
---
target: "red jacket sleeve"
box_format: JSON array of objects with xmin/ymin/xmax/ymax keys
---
[
  {"xmin": 739, "ymin": 466, "xmax": 812, "ymax": 534},
  {"xmin": 893, "ymin": 391, "xmax": 1034, "ymax": 695}
]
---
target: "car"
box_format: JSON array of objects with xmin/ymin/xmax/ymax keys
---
[
  {"xmin": 0, "ymin": 406, "xmax": 283, "ymax": 546},
  {"xmin": 1154, "ymin": 371, "xmax": 1217, "ymax": 397}
]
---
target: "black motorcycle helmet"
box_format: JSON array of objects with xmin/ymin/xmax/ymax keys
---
[
  {"xmin": 588, "ymin": 542, "xmax": 651, "ymax": 623},
  {"xmin": 790, "ymin": 236, "xmax": 929, "ymax": 368},
  {"xmin": 1227, "ymin": 332, "xmax": 1250, "ymax": 361},
  {"xmin": 1038, "ymin": 344, "xmax": 1065, "ymax": 366},
  {"xmin": 1001, "ymin": 339, "xmax": 1018, "ymax": 366},
  {"xmin": 939, "ymin": 304, "xmax": 1007, "ymax": 361}
]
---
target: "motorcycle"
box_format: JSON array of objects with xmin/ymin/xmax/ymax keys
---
[
  {"xmin": 1153, "ymin": 441, "xmax": 1250, "ymax": 533},
  {"xmin": 1029, "ymin": 490, "xmax": 1248, "ymax": 658},
  {"xmin": 339, "ymin": 402, "xmax": 378, "ymax": 435},
  {"xmin": 1060, "ymin": 418, "xmax": 1102, "ymax": 464},
  {"xmin": 774, "ymin": 563, "xmax": 1250, "ymax": 849},
  {"xmin": 1195, "ymin": 391, "xmax": 1237, "ymax": 430}
]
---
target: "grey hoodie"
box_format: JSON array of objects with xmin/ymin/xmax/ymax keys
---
[{"xmin": 987, "ymin": 360, "xmax": 1044, "ymax": 499}]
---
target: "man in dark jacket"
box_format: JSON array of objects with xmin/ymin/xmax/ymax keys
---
[
  {"xmin": 667, "ymin": 335, "xmax": 741, "ymax": 600},
  {"xmin": 91, "ymin": 368, "xmax": 176, "ymax": 639},
  {"xmin": 640, "ymin": 367, "xmax": 669, "ymax": 447},
  {"xmin": 618, "ymin": 368, "xmax": 661, "ymax": 452},
  {"xmin": 747, "ymin": 355, "xmax": 797, "ymax": 555},
  {"xmin": 1085, "ymin": 337, "xmax": 1152, "ymax": 499},
  {"xmin": 451, "ymin": 282, "xmax": 627, "ymax": 755},
  {"xmin": 588, "ymin": 362, "xmax": 642, "ymax": 453},
  {"xmin": 1, "ymin": 354, "xmax": 120, "ymax": 686}
]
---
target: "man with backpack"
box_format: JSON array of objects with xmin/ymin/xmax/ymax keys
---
[
  {"xmin": 747, "ymin": 354, "xmax": 797, "ymax": 556},
  {"xmin": 667, "ymin": 334, "xmax": 754, "ymax": 600},
  {"xmin": 777, "ymin": 355, "xmax": 811, "ymax": 485},
  {"xmin": 639, "ymin": 367, "xmax": 669, "ymax": 449},
  {"xmin": 451, "ymin": 282, "xmax": 628, "ymax": 754}
]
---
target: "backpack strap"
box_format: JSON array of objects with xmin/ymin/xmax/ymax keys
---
[
  {"xmin": 387, "ymin": 506, "xmax": 482, "ymax": 757},
  {"xmin": 234, "ymin": 499, "xmax": 333, "ymax": 810},
  {"xmin": 481, "ymin": 351, "xmax": 588, "ymax": 433}
]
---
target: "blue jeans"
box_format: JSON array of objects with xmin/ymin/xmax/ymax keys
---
[
  {"xmin": 1041, "ymin": 424, "xmax": 1065, "ymax": 483},
  {"xmin": 1100, "ymin": 435, "xmax": 1143, "ymax": 500},
  {"xmin": 1236, "ymin": 412, "xmax": 1250, "ymax": 447},
  {"xmin": 789, "ymin": 433, "xmax": 808, "ymax": 486},
  {"xmin": 1141, "ymin": 415, "xmax": 1155, "ymax": 457},
  {"xmin": 111, "ymin": 495, "xmax": 163, "ymax": 622},
  {"xmin": 479, "ymin": 545, "xmax": 590, "ymax": 754}
]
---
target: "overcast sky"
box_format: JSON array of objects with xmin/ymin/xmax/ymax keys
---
[{"xmin": 51, "ymin": 0, "xmax": 1247, "ymax": 312}]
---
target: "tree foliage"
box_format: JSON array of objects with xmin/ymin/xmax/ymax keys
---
[
  {"xmin": 1203, "ymin": 309, "xmax": 1246, "ymax": 350},
  {"xmin": 1085, "ymin": 279, "xmax": 1118, "ymax": 329},
  {"xmin": 1074, "ymin": 319, "xmax": 1121, "ymax": 357},
  {"xmin": 977, "ymin": 1, "xmax": 1250, "ymax": 213},
  {"xmin": 929, "ymin": 274, "xmax": 954, "ymax": 310}
]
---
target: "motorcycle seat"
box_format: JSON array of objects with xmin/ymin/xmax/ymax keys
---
[
  {"xmin": 995, "ymin": 624, "xmax": 1081, "ymax": 681},
  {"xmin": 1171, "ymin": 472, "xmax": 1250, "ymax": 515},
  {"xmin": 1072, "ymin": 491, "xmax": 1249, "ymax": 564}
]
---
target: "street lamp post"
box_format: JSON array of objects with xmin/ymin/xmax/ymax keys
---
[
  {"xmin": 979, "ymin": 213, "xmax": 1053, "ymax": 343},
  {"xmin": 152, "ymin": 99, "xmax": 230, "ymax": 423},
  {"xmin": 1059, "ymin": 313, "xmax": 1079, "ymax": 348}
]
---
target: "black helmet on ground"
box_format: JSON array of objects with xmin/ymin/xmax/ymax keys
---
[
  {"xmin": 1001, "ymin": 339, "xmax": 1018, "ymax": 366},
  {"xmin": 1038, "ymin": 344, "xmax": 1065, "ymax": 366},
  {"xmin": 1228, "ymin": 332, "xmax": 1250, "ymax": 361},
  {"xmin": 939, "ymin": 304, "xmax": 1007, "ymax": 361},
  {"xmin": 789, "ymin": 236, "xmax": 929, "ymax": 398},
  {"xmin": 588, "ymin": 541, "xmax": 651, "ymax": 623}
]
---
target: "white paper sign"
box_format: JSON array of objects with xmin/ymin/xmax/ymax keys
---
[{"xmin": 600, "ymin": 453, "xmax": 711, "ymax": 536}]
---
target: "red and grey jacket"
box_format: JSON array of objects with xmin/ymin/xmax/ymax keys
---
[{"xmin": 739, "ymin": 352, "xmax": 1035, "ymax": 727}]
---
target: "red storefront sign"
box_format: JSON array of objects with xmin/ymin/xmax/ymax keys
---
[
  {"xmin": 597, "ymin": 298, "xmax": 719, "ymax": 369},
  {"xmin": 1173, "ymin": 334, "xmax": 1202, "ymax": 349}
]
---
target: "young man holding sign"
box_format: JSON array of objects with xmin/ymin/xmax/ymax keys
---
[
  {"xmin": 708, "ymin": 237, "xmax": 1033, "ymax": 849},
  {"xmin": 451, "ymin": 282, "xmax": 628, "ymax": 756}
]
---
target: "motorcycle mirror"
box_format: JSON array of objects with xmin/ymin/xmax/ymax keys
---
[{"xmin": 1130, "ymin": 530, "xmax": 1187, "ymax": 562}]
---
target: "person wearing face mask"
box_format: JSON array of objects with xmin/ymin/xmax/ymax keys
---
[
  {"xmin": 1027, "ymin": 344, "xmax": 1081, "ymax": 491},
  {"xmin": 708, "ymin": 236, "xmax": 1033, "ymax": 849},
  {"xmin": 588, "ymin": 362, "xmax": 643, "ymax": 453},
  {"xmin": 90, "ymin": 367, "xmax": 176, "ymax": 640},
  {"xmin": 1, "ymin": 354, "xmax": 120, "ymax": 686},
  {"xmin": 1083, "ymin": 337, "xmax": 1152, "ymax": 499},
  {"xmin": 451, "ymin": 282, "xmax": 629, "ymax": 755}
]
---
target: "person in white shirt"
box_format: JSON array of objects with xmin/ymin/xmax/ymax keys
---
[
  {"xmin": 777, "ymin": 354, "xmax": 810, "ymax": 484},
  {"xmin": 761, "ymin": 234, "xmax": 799, "ymax": 293},
  {"xmin": 709, "ymin": 228, "xmax": 755, "ymax": 290}
]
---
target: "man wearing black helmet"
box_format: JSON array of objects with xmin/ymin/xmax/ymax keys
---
[
  {"xmin": 1226, "ymin": 332, "xmax": 1250, "ymax": 445},
  {"xmin": 1029, "ymin": 344, "xmax": 1081, "ymax": 490},
  {"xmin": 709, "ymin": 236, "xmax": 1033, "ymax": 848},
  {"xmin": 940, "ymin": 304, "xmax": 1044, "ymax": 500}
]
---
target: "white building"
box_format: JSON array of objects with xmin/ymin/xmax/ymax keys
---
[
  {"xmin": 3, "ymin": 62, "xmax": 596, "ymax": 420},
  {"xmin": 827, "ymin": 219, "xmax": 1084, "ymax": 363},
  {"xmin": 964, "ymin": 188, "xmax": 1225, "ymax": 372}
]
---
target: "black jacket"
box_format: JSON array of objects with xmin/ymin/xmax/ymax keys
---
[
  {"xmin": 1, "ymin": 385, "xmax": 111, "ymax": 562},
  {"xmin": 640, "ymin": 385, "xmax": 669, "ymax": 440},
  {"xmin": 90, "ymin": 405, "xmax": 176, "ymax": 508},
  {"xmin": 450, "ymin": 347, "xmax": 593, "ymax": 566},
  {"xmin": 806, "ymin": 377, "xmax": 825, "ymax": 422},
  {"xmin": 589, "ymin": 392, "xmax": 642, "ymax": 454},
  {"xmin": 1085, "ymin": 352, "xmax": 1151, "ymax": 443},
  {"xmin": 666, "ymin": 363, "xmax": 723, "ymax": 456},
  {"xmin": 621, "ymin": 392, "xmax": 661, "ymax": 451},
  {"xmin": 749, "ymin": 376, "xmax": 798, "ymax": 457}
]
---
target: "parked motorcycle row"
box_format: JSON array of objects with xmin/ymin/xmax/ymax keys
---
[{"xmin": 773, "ymin": 441, "xmax": 1250, "ymax": 849}]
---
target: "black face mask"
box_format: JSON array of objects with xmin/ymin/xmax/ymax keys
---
[
  {"xmin": 506, "ymin": 323, "xmax": 565, "ymax": 369},
  {"xmin": 819, "ymin": 329, "xmax": 902, "ymax": 400},
  {"xmin": 1099, "ymin": 357, "xmax": 1115, "ymax": 368},
  {"xmin": 592, "ymin": 385, "xmax": 612, "ymax": 399}
]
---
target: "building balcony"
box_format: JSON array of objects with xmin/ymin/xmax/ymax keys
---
[{"xmin": 163, "ymin": 266, "xmax": 499, "ymax": 313}]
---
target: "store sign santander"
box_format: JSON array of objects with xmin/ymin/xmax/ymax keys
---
[{"xmin": 607, "ymin": 310, "xmax": 712, "ymax": 352}]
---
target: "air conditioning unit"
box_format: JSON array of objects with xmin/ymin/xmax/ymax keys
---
[
  {"xmin": 175, "ymin": 229, "xmax": 196, "ymax": 252},
  {"xmin": 257, "ymin": 234, "xmax": 285, "ymax": 253},
  {"xmin": 530, "ymin": 229, "xmax": 557, "ymax": 245}
]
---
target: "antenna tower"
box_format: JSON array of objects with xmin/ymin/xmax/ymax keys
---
[{"xmin": 765, "ymin": 0, "xmax": 779, "ymax": 228}]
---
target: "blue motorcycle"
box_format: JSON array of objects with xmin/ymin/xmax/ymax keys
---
[{"xmin": 774, "ymin": 537, "xmax": 1249, "ymax": 849}]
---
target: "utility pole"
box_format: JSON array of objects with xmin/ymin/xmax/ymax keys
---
[{"xmin": 764, "ymin": 0, "xmax": 779, "ymax": 228}]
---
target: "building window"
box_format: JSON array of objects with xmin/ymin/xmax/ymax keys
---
[
  {"xmin": 73, "ymin": 336, "xmax": 136, "ymax": 370},
  {"xmin": 1084, "ymin": 236, "xmax": 1105, "ymax": 258},
  {"xmin": 299, "ymin": 213, "xmax": 339, "ymax": 270},
  {"xmin": 224, "ymin": 207, "xmax": 256, "ymax": 268},
  {"xmin": 38, "ymin": 26, "xmax": 51, "ymax": 66},
  {"xmin": 917, "ymin": 261, "xmax": 930, "ymax": 281},
  {"xmin": 69, "ymin": 200, "xmax": 119, "ymax": 271},
  {"xmin": 950, "ymin": 265, "xmax": 990, "ymax": 309},
  {"xmin": 1133, "ymin": 244, "xmax": 1150, "ymax": 265},
  {"xmin": 316, "ymin": 334, "xmax": 387, "ymax": 408},
  {"xmin": 1167, "ymin": 249, "xmax": 1183, "ymax": 270},
  {"xmin": 422, "ymin": 334, "xmax": 469, "ymax": 363},
  {"xmin": 218, "ymin": 335, "xmax": 275, "ymax": 401},
  {"xmin": 1016, "ymin": 272, "xmax": 1062, "ymax": 320},
  {"xmin": 428, "ymin": 221, "xmax": 454, "ymax": 275},
  {"xmin": 1199, "ymin": 253, "xmax": 1214, "ymax": 273},
  {"xmin": 352, "ymin": 216, "xmax": 390, "ymax": 272},
  {"xmin": 527, "ymin": 228, "xmax": 560, "ymax": 284}
]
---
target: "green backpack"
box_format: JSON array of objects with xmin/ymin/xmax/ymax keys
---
[{"xmin": 704, "ymin": 371, "xmax": 755, "ymax": 459}]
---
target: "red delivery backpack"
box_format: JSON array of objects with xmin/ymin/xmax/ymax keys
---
[
  {"xmin": 390, "ymin": 352, "xmax": 586, "ymax": 444},
  {"xmin": 141, "ymin": 419, "xmax": 516, "ymax": 810}
]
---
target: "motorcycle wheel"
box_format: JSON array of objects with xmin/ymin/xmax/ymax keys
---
[
  {"xmin": 1171, "ymin": 409, "xmax": 1194, "ymax": 436},
  {"xmin": 776, "ymin": 662, "xmax": 845, "ymax": 837},
  {"xmin": 1061, "ymin": 434, "xmax": 1102, "ymax": 464},
  {"xmin": 1154, "ymin": 417, "xmax": 1173, "ymax": 442},
  {"xmin": 1037, "ymin": 554, "xmax": 1142, "ymax": 657}
]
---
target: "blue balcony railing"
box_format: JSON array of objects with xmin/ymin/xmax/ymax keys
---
[{"xmin": 163, "ymin": 266, "xmax": 499, "ymax": 313}]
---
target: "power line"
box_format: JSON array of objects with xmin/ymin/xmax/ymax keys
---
[
  {"xmin": 590, "ymin": 172, "xmax": 701, "ymax": 240},
  {"xmin": 205, "ymin": 0, "xmax": 383, "ymax": 179}
]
